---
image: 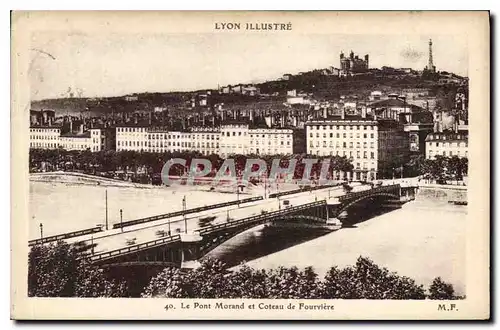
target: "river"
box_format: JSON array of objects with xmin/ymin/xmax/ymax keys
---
[{"xmin": 208, "ymin": 194, "xmax": 466, "ymax": 295}]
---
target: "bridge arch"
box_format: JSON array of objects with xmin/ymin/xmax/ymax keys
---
[
  {"xmin": 335, "ymin": 192, "xmax": 400, "ymax": 217},
  {"xmin": 198, "ymin": 213, "xmax": 329, "ymax": 257}
]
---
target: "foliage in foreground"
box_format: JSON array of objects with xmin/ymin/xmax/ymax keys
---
[
  {"xmin": 142, "ymin": 257, "xmax": 463, "ymax": 300},
  {"xmin": 28, "ymin": 242, "xmax": 462, "ymax": 299},
  {"xmin": 28, "ymin": 241, "xmax": 127, "ymax": 297}
]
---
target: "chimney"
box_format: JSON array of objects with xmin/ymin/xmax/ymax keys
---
[
  {"xmin": 211, "ymin": 116, "xmax": 215, "ymax": 126},
  {"xmin": 149, "ymin": 112, "xmax": 152, "ymax": 125},
  {"xmin": 341, "ymin": 108, "xmax": 345, "ymax": 120},
  {"xmin": 69, "ymin": 117, "xmax": 73, "ymax": 133},
  {"xmin": 249, "ymin": 110, "xmax": 254, "ymax": 122},
  {"xmin": 182, "ymin": 118, "xmax": 186, "ymax": 130},
  {"xmin": 323, "ymin": 107, "xmax": 327, "ymax": 119},
  {"xmin": 202, "ymin": 115, "xmax": 206, "ymax": 126},
  {"xmin": 79, "ymin": 123, "xmax": 84, "ymax": 134},
  {"xmin": 361, "ymin": 107, "xmax": 366, "ymax": 119}
]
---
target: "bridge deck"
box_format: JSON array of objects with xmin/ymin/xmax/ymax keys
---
[{"xmin": 83, "ymin": 186, "xmax": 406, "ymax": 255}]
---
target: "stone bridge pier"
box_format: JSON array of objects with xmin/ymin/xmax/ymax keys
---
[{"xmin": 179, "ymin": 232, "xmax": 203, "ymax": 270}]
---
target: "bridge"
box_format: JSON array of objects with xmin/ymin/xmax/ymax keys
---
[{"xmin": 69, "ymin": 183, "xmax": 417, "ymax": 269}]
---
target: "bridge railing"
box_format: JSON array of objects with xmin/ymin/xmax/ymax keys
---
[
  {"xmin": 88, "ymin": 200, "xmax": 326, "ymax": 263},
  {"xmin": 268, "ymin": 184, "xmax": 339, "ymax": 199},
  {"xmin": 29, "ymin": 226, "xmax": 103, "ymax": 247},
  {"xmin": 196, "ymin": 200, "xmax": 327, "ymax": 236},
  {"xmin": 112, "ymin": 196, "xmax": 263, "ymax": 229},
  {"xmin": 337, "ymin": 184, "xmax": 400, "ymax": 203},
  {"xmin": 89, "ymin": 234, "xmax": 182, "ymax": 263}
]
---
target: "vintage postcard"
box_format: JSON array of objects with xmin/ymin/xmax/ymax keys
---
[{"xmin": 11, "ymin": 11, "xmax": 490, "ymax": 320}]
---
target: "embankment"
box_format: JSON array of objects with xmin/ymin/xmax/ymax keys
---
[
  {"xmin": 416, "ymin": 184, "xmax": 467, "ymax": 202},
  {"xmin": 30, "ymin": 171, "xmax": 155, "ymax": 189}
]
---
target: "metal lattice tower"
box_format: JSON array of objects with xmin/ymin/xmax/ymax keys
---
[{"xmin": 427, "ymin": 39, "xmax": 435, "ymax": 72}]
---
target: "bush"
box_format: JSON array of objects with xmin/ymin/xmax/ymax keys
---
[
  {"xmin": 28, "ymin": 241, "xmax": 127, "ymax": 297},
  {"xmin": 428, "ymin": 277, "xmax": 457, "ymax": 300}
]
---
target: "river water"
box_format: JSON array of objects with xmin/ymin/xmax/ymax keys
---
[{"xmin": 207, "ymin": 194, "xmax": 466, "ymax": 295}]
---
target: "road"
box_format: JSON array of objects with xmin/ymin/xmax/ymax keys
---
[{"xmin": 66, "ymin": 182, "xmax": 373, "ymax": 255}]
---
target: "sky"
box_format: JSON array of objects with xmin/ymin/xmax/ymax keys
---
[{"xmin": 29, "ymin": 33, "xmax": 468, "ymax": 101}]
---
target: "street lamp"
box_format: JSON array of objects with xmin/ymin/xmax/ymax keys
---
[
  {"xmin": 39, "ymin": 223, "xmax": 43, "ymax": 239},
  {"xmin": 236, "ymin": 183, "xmax": 240, "ymax": 207},
  {"xmin": 120, "ymin": 209, "xmax": 123, "ymax": 233},
  {"xmin": 182, "ymin": 196, "xmax": 187, "ymax": 233}
]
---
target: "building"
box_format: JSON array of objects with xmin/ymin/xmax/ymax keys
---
[
  {"xmin": 115, "ymin": 123, "xmax": 292, "ymax": 157},
  {"xmin": 29, "ymin": 125, "xmax": 106, "ymax": 151},
  {"xmin": 29, "ymin": 126, "xmax": 61, "ymax": 149},
  {"xmin": 191, "ymin": 127, "xmax": 220, "ymax": 156},
  {"xmin": 124, "ymin": 95, "xmax": 139, "ymax": 102},
  {"xmin": 305, "ymin": 112, "xmax": 409, "ymax": 181},
  {"xmin": 115, "ymin": 125, "xmax": 148, "ymax": 152},
  {"xmin": 339, "ymin": 51, "xmax": 369, "ymax": 77},
  {"xmin": 367, "ymin": 97, "xmax": 432, "ymax": 124},
  {"xmin": 404, "ymin": 123, "xmax": 434, "ymax": 154},
  {"xmin": 425, "ymin": 130, "xmax": 468, "ymax": 159},
  {"xmin": 248, "ymin": 128, "xmax": 293, "ymax": 156}
]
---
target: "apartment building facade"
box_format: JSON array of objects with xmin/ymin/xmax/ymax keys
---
[
  {"xmin": 29, "ymin": 126, "xmax": 106, "ymax": 151},
  {"xmin": 306, "ymin": 116, "xmax": 409, "ymax": 180},
  {"xmin": 425, "ymin": 131, "xmax": 468, "ymax": 159}
]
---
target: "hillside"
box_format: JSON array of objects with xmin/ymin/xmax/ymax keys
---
[{"xmin": 31, "ymin": 69, "xmax": 467, "ymax": 116}]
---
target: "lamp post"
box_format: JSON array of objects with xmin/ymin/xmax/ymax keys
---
[
  {"xmin": 236, "ymin": 183, "xmax": 240, "ymax": 207},
  {"xmin": 182, "ymin": 196, "xmax": 187, "ymax": 233},
  {"xmin": 105, "ymin": 189, "xmax": 108, "ymax": 230},
  {"xmin": 39, "ymin": 223, "xmax": 43, "ymax": 239},
  {"xmin": 120, "ymin": 209, "xmax": 123, "ymax": 233}
]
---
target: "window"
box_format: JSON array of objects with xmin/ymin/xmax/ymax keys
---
[
  {"xmin": 310, "ymin": 133, "xmax": 313, "ymax": 137},
  {"xmin": 370, "ymin": 133, "xmax": 374, "ymax": 138},
  {"xmin": 330, "ymin": 133, "xmax": 333, "ymax": 138},
  {"xmin": 364, "ymin": 151, "xmax": 367, "ymax": 158},
  {"xmin": 370, "ymin": 152, "xmax": 374, "ymax": 159}
]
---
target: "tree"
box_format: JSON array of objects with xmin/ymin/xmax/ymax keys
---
[
  {"xmin": 28, "ymin": 241, "xmax": 126, "ymax": 297},
  {"xmin": 141, "ymin": 267, "xmax": 189, "ymax": 298},
  {"xmin": 225, "ymin": 265, "xmax": 268, "ymax": 298},
  {"xmin": 264, "ymin": 266, "xmax": 321, "ymax": 299},
  {"xmin": 322, "ymin": 257, "xmax": 426, "ymax": 299},
  {"xmin": 428, "ymin": 277, "xmax": 456, "ymax": 300},
  {"xmin": 182, "ymin": 258, "xmax": 230, "ymax": 298}
]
